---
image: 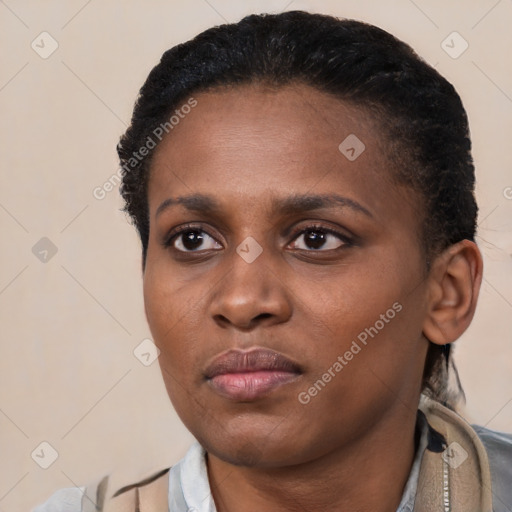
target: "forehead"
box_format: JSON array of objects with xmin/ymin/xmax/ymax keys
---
[{"xmin": 147, "ymin": 83, "xmax": 418, "ymax": 226}]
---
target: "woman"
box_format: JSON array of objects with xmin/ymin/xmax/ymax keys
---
[{"xmin": 35, "ymin": 10, "xmax": 512, "ymax": 512}]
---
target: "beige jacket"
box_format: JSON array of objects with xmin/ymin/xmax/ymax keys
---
[{"xmin": 36, "ymin": 396, "xmax": 512, "ymax": 511}]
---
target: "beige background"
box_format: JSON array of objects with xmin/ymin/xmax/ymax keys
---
[{"xmin": 0, "ymin": 1, "xmax": 511, "ymax": 510}]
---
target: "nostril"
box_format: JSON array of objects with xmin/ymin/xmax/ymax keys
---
[
  {"xmin": 255, "ymin": 313, "xmax": 273, "ymax": 321},
  {"xmin": 213, "ymin": 314, "xmax": 230, "ymax": 326},
  {"xmin": 213, "ymin": 312, "xmax": 273, "ymax": 329}
]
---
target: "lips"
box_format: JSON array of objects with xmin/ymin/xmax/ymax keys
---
[{"xmin": 204, "ymin": 348, "xmax": 302, "ymax": 401}]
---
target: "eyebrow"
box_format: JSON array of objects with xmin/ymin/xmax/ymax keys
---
[{"xmin": 155, "ymin": 193, "xmax": 373, "ymax": 219}]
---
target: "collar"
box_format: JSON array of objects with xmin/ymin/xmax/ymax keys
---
[{"xmin": 167, "ymin": 395, "xmax": 493, "ymax": 512}]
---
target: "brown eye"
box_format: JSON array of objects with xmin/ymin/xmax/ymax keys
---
[
  {"xmin": 169, "ymin": 228, "xmax": 222, "ymax": 252},
  {"xmin": 289, "ymin": 226, "xmax": 350, "ymax": 251}
]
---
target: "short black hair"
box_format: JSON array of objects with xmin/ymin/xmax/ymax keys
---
[{"xmin": 117, "ymin": 10, "xmax": 477, "ymax": 407}]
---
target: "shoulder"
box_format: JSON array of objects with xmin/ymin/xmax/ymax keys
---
[
  {"xmin": 32, "ymin": 486, "xmax": 85, "ymax": 512},
  {"xmin": 32, "ymin": 473, "xmax": 109, "ymax": 512},
  {"xmin": 473, "ymin": 424, "xmax": 512, "ymax": 473},
  {"xmin": 472, "ymin": 424, "xmax": 512, "ymax": 510},
  {"xmin": 32, "ymin": 467, "xmax": 170, "ymax": 512}
]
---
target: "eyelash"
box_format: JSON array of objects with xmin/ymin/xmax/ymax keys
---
[
  {"xmin": 163, "ymin": 222, "xmax": 354, "ymax": 253},
  {"xmin": 289, "ymin": 224, "xmax": 354, "ymax": 251}
]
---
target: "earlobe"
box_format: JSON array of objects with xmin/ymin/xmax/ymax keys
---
[{"xmin": 422, "ymin": 240, "xmax": 483, "ymax": 346}]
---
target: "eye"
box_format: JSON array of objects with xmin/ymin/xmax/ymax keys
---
[
  {"xmin": 166, "ymin": 225, "xmax": 222, "ymax": 252},
  {"xmin": 288, "ymin": 225, "xmax": 351, "ymax": 251},
  {"xmin": 164, "ymin": 223, "xmax": 352, "ymax": 254}
]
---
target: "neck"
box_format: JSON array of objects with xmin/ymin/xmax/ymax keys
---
[{"xmin": 207, "ymin": 402, "xmax": 420, "ymax": 512}]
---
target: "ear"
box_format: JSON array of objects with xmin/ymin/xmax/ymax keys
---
[{"xmin": 422, "ymin": 240, "xmax": 483, "ymax": 345}]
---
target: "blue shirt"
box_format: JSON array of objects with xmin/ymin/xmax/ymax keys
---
[{"xmin": 33, "ymin": 411, "xmax": 512, "ymax": 511}]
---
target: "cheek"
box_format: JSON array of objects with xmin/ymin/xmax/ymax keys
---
[
  {"xmin": 143, "ymin": 263, "xmax": 201, "ymax": 369},
  {"xmin": 144, "ymin": 278, "xmax": 216, "ymax": 434},
  {"xmin": 300, "ymin": 252, "xmax": 426, "ymax": 381},
  {"xmin": 300, "ymin": 266, "xmax": 398, "ymax": 344},
  {"xmin": 143, "ymin": 274, "xmax": 206, "ymax": 417},
  {"xmin": 295, "ymin": 298, "xmax": 425, "ymax": 444},
  {"xmin": 144, "ymin": 251, "xmax": 201, "ymax": 330}
]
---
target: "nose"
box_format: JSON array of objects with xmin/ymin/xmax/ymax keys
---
[{"xmin": 208, "ymin": 246, "xmax": 293, "ymax": 331}]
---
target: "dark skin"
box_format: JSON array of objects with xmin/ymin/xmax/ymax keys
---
[{"xmin": 143, "ymin": 83, "xmax": 483, "ymax": 512}]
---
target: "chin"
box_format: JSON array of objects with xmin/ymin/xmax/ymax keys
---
[
  {"xmin": 210, "ymin": 440, "xmax": 269, "ymax": 467},
  {"xmin": 192, "ymin": 422, "xmax": 312, "ymax": 469}
]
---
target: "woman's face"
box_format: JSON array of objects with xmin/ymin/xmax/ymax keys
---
[{"xmin": 143, "ymin": 83, "xmax": 431, "ymax": 467}]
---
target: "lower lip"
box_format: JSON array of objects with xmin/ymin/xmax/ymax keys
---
[{"xmin": 208, "ymin": 371, "xmax": 299, "ymax": 401}]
